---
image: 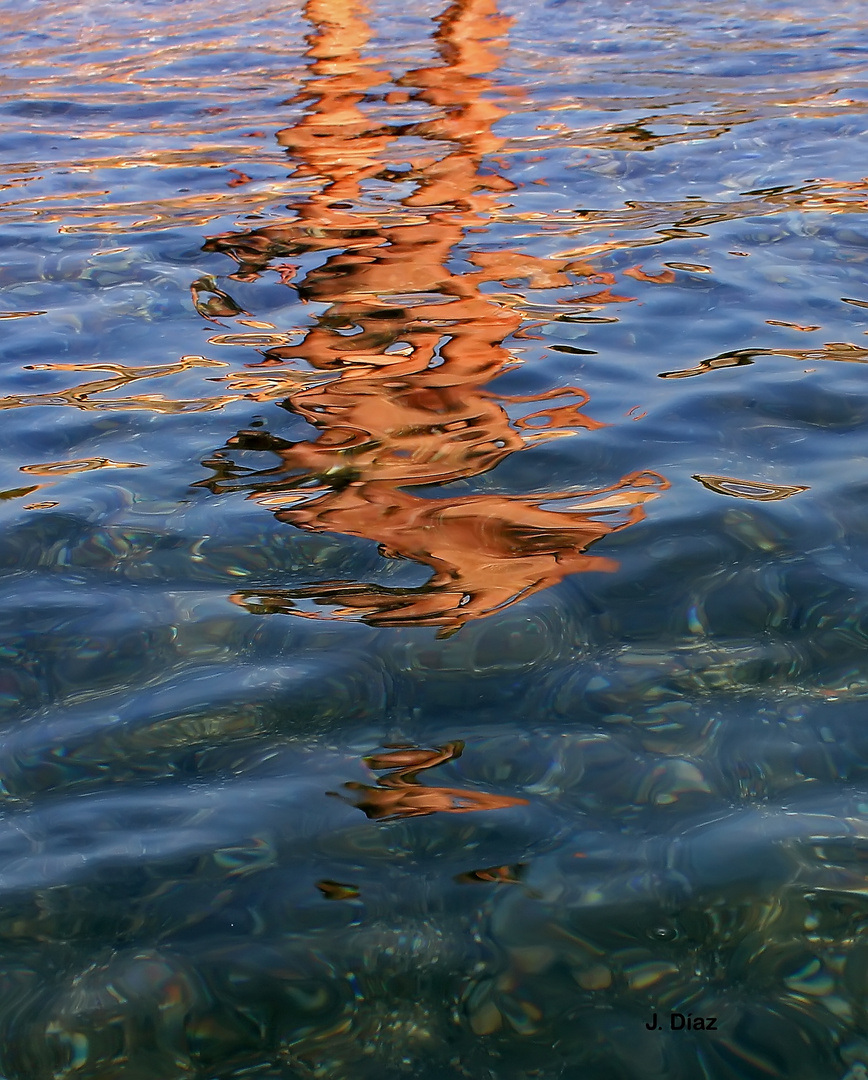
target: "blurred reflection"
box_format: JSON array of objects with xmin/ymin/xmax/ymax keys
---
[{"xmin": 197, "ymin": 0, "xmax": 669, "ymax": 633}]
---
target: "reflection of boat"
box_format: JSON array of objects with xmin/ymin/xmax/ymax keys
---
[{"xmin": 197, "ymin": 0, "xmax": 669, "ymax": 632}]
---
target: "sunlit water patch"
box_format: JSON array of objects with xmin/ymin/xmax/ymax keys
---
[{"xmin": 3, "ymin": 0, "xmax": 868, "ymax": 1076}]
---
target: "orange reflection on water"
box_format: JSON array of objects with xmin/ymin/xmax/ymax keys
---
[
  {"xmin": 198, "ymin": 0, "xmax": 669, "ymax": 634},
  {"xmin": 333, "ymin": 741, "xmax": 528, "ymax": 821}
]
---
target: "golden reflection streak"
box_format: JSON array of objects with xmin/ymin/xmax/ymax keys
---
[
  {"xmin": 198, "ymin": 0, "xmax": 669, "ymax": 634},
  {"xmin": 2, "ymin": 180, "xmax": 313, "ymax": 232},
  {"xmin": 493, "ymin": 177, "xmax": 868, "ymax": 262},
  {"xmin": 660, "ymin": 342, "xmax": 868, "ymax": 379},
  {"xmin": 20, "ymin": 458, "xmax": 146, "ymax": 476},
  {"xmin": 495, "ymin": 96, "xmax": 865, "ymax": 158},
  {"xmin": 693, "ymin": 474, "xmax": 809, "ymax": 501},
  {"xmin": 0, "ymin": 355, "xmax": 240, "ymax": 414},
  {"xmin": 0, "ymin": 485, "xmax": 45, "ymax": 501}
]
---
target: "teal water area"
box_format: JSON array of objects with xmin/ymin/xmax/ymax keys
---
[{"xmin": 3, "ymin": 0, "xmax": 868, "ymax": 1075}]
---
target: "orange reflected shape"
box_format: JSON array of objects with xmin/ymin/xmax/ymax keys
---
[
  {"xmin": 570, "ymin": 288, "xmax": 635, "ymax": 305},
  {"xmin": 455, "ymin": 863, "xmax": 526, "ymax": 885},
  {"xmin": 341, "ymin": 782, "xmax": 528, "ymax": 819},
  {"xmin": 623, "ymin": 266, "xmax": 677, "ymax": 285},
  {"xmin": 363, "ymin": 744, "xmax": 465, "ymax": 776},
  {"xmin": 201, "ymin": 0, "xmax": 670, "ymax": 633},
  {"xmin": 268, "ymin": 470, "xmax": 666, "ymax": 633},
  {"xmin": 333, "ymin": 741, "xmax": 528, "ymax": 821},
  {"xmin": 316, "ymin": 879, "xmax": 361, "ymax": 900}
]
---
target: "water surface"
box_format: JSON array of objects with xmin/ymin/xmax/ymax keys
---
[{"xmin": 2, "ymin": 0, "xmax": 868, "ymax": 1076}]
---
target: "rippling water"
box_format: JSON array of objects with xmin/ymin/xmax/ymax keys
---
[{"xmin": 3, "ymin": 0, "xmax": 868, "ymax": 1075}]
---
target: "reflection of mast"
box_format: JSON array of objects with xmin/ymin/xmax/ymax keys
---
[{"xmin": 198, "ymin": 0, "xmax": 668, "ymax": 635}]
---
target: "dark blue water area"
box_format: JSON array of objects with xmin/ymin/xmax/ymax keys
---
[{"xmin": 2, "ymin": 0, "xmax": 868, "ymax": 1076}]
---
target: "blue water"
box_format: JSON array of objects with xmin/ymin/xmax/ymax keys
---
[{"xmin": 2, "ymin": 0, "xmax": 868, "ymax": 1076}]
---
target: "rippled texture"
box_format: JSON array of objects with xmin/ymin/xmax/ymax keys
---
[{"xmin": 3, "ymin": 0, "xmax": 868, "ymax": 1076}]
